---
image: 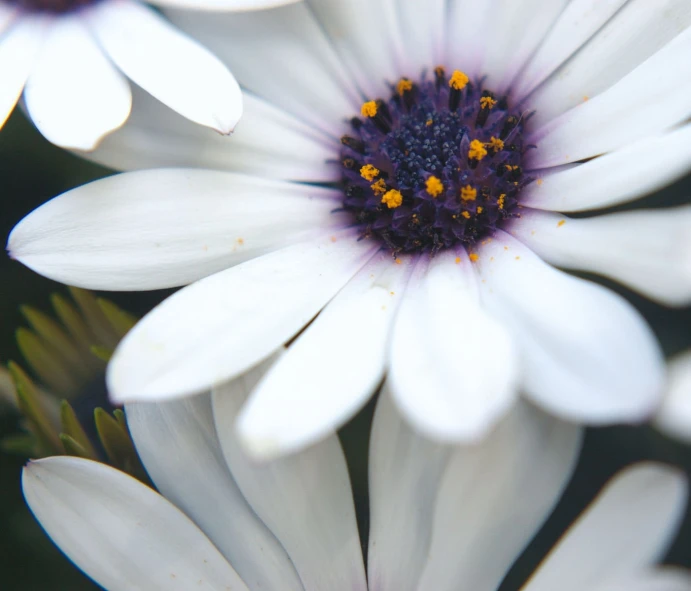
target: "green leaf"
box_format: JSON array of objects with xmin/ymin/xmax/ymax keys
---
[
  {"xmin": 90, "ymin": 346, "xmax": 113, "ymax": 363},
  {"xmin": 59, "ymin": 433, "xmax": 93, "ymax": 459},
  {"xmin": 60, "ymin": 400, "xmax": 97, "ymax": 460},
  {"xmin": 97, "ymin": 298, "xmax": 137, "ymax": 339},
  {"xmin": 1, "ymin": 433, "xmax": 38, "ymax": 456},
  {"xmin": 94, "ymin": 408, "xmax": 149, "ymax": 484}
]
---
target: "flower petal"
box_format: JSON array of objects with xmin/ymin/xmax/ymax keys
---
[
  {"xmin": 509, "ymin": 207, "xmax": 691, "ymax": 307},
  {"xmin": 8, "ymin": 169, "xmax": 348, "ymax": 291},
  {"xmin": 108, "ymin": 234, "xmax": 377, "ymax": 403},
  {"xmin": 655, "ymin": 351, "xmax": 691, "ymax": 443},
  {"xmin": 22, "ymin": 456, "xmax": 249, "ymax": 591},
  {"xmin": 446, "ymin": 0, "xmax": 494, "ymax": 79},
  {"xmin": 152, "ymin": 0, "xmax": 301, "ymax": 9},
  {"xmin": 476, "ymin": 232, "xmax": 664, "ymax": 424},
  {"xmin": 523, "ymin": 464, "xmax": 687, "ymax": 591},
  {"xmin": 307, "ymin": 0, "xmax": 404, "ymax": 98},
  {"xmin": 395, "ymin": 0, "xmax": 446, "ymax": 74},
  {"xmin": 238, "ymin": 252, "xmax": 410, "ymax": 459},
  {"xmin": 416, "ymin": 402, "xmax": 583, "ymax": 591},
  {"xmin": 513, "ymin": 0, "xmax": 629, "ymax": 100},
  {"xmin": 529, "ymin": 25, "xmax": 691, "ymax": 168},
  {"xmin": 589, "ymin": 569, "xmax": 691, "ymax": 591},
  {"xmin": 166, "ymin": 2, "xmax": 357, "ymax": 134},
  {"xmin": 0, "ymin": 15, "xmax": 46, "ymax": 129},
  {"xmin": 78, "ymin": 86, "xmax": 339, "ymax": 181},
  {"xmin": 526, "ymin": 0, "xmax": 691, "ymax": 128},
  {"xmin": 212, "ymin": 362, "xmax": 368, "ymax": 591},
  {"xmin": 367, "ymin": 389, "xmax": 452, "ymax": 591},
  {"xmin": 388, "ymin": 250, "xmax": 520, "ymax": 442},
  {"xmin": 126, "ymin": 395, "xmax": 304, "ymax": 590},
  {"xmin": 24, "ymin": 15, "xmax": 131, "ymax": 151},
  {"xmin": 86, "ymin": 0, "xmax": 241, "ymax": 133},
  {"xmin": 524, "ymin": 124, "xmax": 691, "ymax": 212}
]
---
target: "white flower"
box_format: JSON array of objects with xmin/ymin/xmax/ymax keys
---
[
  {"xmin": 0, "ymin": 0, "xmax": 299, "ymax": 149},
  {"xmin": 21, "ymin": 367, "xmax": 690, "ymax": 591},
  {"xmin": 656, "ymin": 350, "xmax": 691, "ymax": 443},
  {"xmin": 9, "ymin": 0, "xmax": 691, "ymax": 457}
]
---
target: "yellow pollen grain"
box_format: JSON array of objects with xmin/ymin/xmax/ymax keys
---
[
  {"xmin": 557, "ymin": 219, "xmax": 566, "ymax": 227},
  {"xmin": 382, "ymin": 189, "xmax": 403, "ymax": 209},
  {"xmin": 455, "ymin": 257, "xmax": 461, "ymax": 264},
  {"xmin": 425, "ymin": 175, "xmax": 444, "ymax": 197},
  {"xmin": 536, "ymin": 178, "xmax": 544, "ymax": 186},
  {"xmin": 371, "ymin": 178, "xmax": 387, "ymax": 195},
  {"xmin": 488, "ymin": 136, "xmax": 504, "ymax": 151},
  {"xmin": 361, "ymin": 100, "xmax": 378, "ymax": 118},
  {"xmin": 396, "ymin": 78, "xmax": 413, "ymax": 95},
  {"xmin": 476, "ymin": 206, "xmax": 484, "ymax": 214},
  {"xmin": 460, "ymin": 185, "xmax": 477, "ymax": 202},
  {"xmin": 469, "ymin": 253, "xmax": 479, "ymax": 262},
  {"xmin": 480, "ymin": 96, "xmax": 497, "ymax": 109},
  {"xmin": 449, "ymin": 70, "xmax": 469, "ymax": 90},
  {"xmin": 360, "ymin": 164, "xmax": 380, "ymax": 181},
  {"xmin": 461, "ymin": 211, "xmax": 471, "ymax": 219},
  {"xmin": 395, "ymin": 257, "xmax": 402, "ymax": 264},
  {"xmin": 426, "ymin": 119, "xmax": 434, "ymax": 126},
  {"xmin": 468, "ymin": 139, "xmax": 488, "ymax": 161},
  {"xmin": 497, "ymin": 193, "xmax": 506, "ymax": 209}
]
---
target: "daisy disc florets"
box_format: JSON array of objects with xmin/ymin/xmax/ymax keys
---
[
  {"xmin": 2, "ymin": 0, "xmax": 100, "ymax": 13},
  {"xmin": 342, "ymin": 68, "xmax": 530, "ymax": 254}
]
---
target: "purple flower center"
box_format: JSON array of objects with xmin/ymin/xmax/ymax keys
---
[
  {"xmin": 339, "ymin": 67, "xmax": 533, "ymax": 255},
  {"xmin": 2, "ymin": 0, "xmax": 101, "ymax": 13}
]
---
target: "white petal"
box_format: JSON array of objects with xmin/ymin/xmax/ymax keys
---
[
  {"xmin": 86, "ymin": 0, "xmax": 241, "ymax": 134},
  {"xmin": 510, "ymin": 207, "xmax": 691, "ymax": 307},
  {"xmin": 395, "ymin": 0, "xmax": 446, "ymax": 74},
  {"xmin": 152, "ymin": 0, "xmax": 301, "ymax": 10},
  {"xmin": 388, "ymin": 250, "xmax": 520, "ymax": 442},
  {"xmin": 0, "ymin": 15, "xmax": 47, "ymax": 129},
  {"xmin": 656, "ymin": 351, "xmax": 691, "ymax": 443},
  {"xmin": 590, "ymin": 569, "xmax": 691, "ymax": 591},
  {"xmin": 367, "ymin": 389, "xmax": 452, "ymax": 591},
  {"xmin": 212, "ymin": 364, "xmax": 367, "ymax": 591},
  {"xmin": 446, "ymin": 0, "xmax": 494, "ymax": 79},
  {"xmin": 126, "ymin": 395, "xmax": 304, "ymax": 590},
  {"xmin": 523, "ymin": 124, "xmax": 691, "ymax": 212},
  {"xmin": 238, "ymin": 252, "xmax": 410, "ymax": 459},
  {"xmin": 513, "ymin": 0, "xmax": 629, "ymax": 100},
  {"xmin": 529, "ymin": 26, "xmax": 691, "ymax": 168},
  {"xmin": 476, "ymin": 232, "xmax": 664, "ymax": 424},
  {"xmin": 24, "ymin": 15, "xmax": 131, "ymax": 151},
  {"xmin": 108, "ymin": 234, "xmax": 377, "ymax": 403},
  {"xmin": 166, "ymin": 3, "xmax": 357, "ymax": 134},
  {"xmin": 79, "ymin": 86, "xmax": 339, "ymax": 181},
  {"xmin": 8, "ymin": 169, "xmax": 348, "ymax": 291},
  {"xmin": 0, "ymin": 4, "xmax": 16, "ymax": 36},
  {"xmin": 22, "ymin": 457, "xmax": 249, "ymax": 591},
  {"xmin": 307, "ymin": 0, "xmax": 404, "ymax": 98},
  {"xmin": 416, "ymin": 402, "xmax": 583, "ymax": 591},
  {"xmin": 480, "ymin": 0, "xmax": 569, "ymax": 93},
  {"xmin": 526, "ymin": 0, "xmax": 691, "ymax": 128},
  {"xmin": 523, "ymin": 464, "xmax": 688, "ymax": 591}
]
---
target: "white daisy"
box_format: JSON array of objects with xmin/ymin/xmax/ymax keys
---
[
  {"xmin": 0, "ymin": 0, "xmax": 299, "ymax": 149},
  {"xmin": 9, "ymin": 1, "xmax": 691, "ymax": 457},
  {"xmin": 656, "ymin": 350, "xmax": 691, "ymax": 443},
  {"xmin": 20, "ymin": 366, "xmax": 690, "ymax": 591}
]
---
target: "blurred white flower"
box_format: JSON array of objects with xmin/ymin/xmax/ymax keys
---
[
  {"xmin": 9, "ymin": 1, "xmax": 691, "ymax": 457},
  {"xmin": 0, "ymin": 0, "xmax": 299, "ymax": 148},
  {"xmin": 656, "ymin": 351, "xmax": 691, "ymax": 443},
  {"xmin": 22, "ymin": 361, "xmax": 690, "ymax": 591}
]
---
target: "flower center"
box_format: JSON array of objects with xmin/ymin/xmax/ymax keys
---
[
  {"xmin": 2, "ymin": 0, "xmax": 100, "ymax": 13},
  {"xmin": 340, "ymin": 67, "xmax": 532, "ymax": 255}
]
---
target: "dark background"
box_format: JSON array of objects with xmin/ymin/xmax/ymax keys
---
[{"xmin": 1, "ymin": 108, "xmax": 690, "ymax": 590}]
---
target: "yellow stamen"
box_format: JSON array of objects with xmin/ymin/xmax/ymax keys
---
[
  {"xmin": 449, "ymin": 70, "xmax": 469, "ymax": 90},
  {"xmin": 557, "ymin": 219, "xmax": 566, "ymax": 227},
  {"xmin": 497, "ymin": 194, "xmax": 506, "ymax": 209},
  {"xmin": 455, "ymin": 257, "xmax": 461, "ymax": 264},
  {"xmin": 371, "ymin": 179, "xmax": 387, "ymax": 196},
  {"xmin": 461, "ymin": 211, "xmax": 471, "ymax": 219},
  {"xmin": 361, "ymin": 100, "xmax": 378, "ymax": 118},
  {"xmin": 426, "ymin": 119, "xmax": 434, "ymax": 126},
  {"xmin": 360, "ymin": 164, "xmax": 380, "ymax": 181},
  {"xmin": 476, "ymin": 206, "xmax": 484, "ymax": 214},
  {"xmin": 480, "ymin": 96, "xmax": 497, "ymax": 109},
  {"xmin": 487, "ymin": 136, "xmax": 504, "ymax": 151},
  {"xmin": 469, "ymin": 253, "xmax": 479, "ymax": 262},
  {"xmin": 425, "ymin": 176, "xmax": 444, "ymax": 197},
  {"xmin": 468, "ymin": 139, "xmax": 488, "ymax": 161},
  {"xmin": 382, "ymin": 189, "xmax": 403, "ymax": 209},
  {"xmin": 396, "ymin": 78, "xmax": 413, "ymax": 95},
  {"xmin": 460, "ymin": 185, "xmax": 477, "ymax": 202}
]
